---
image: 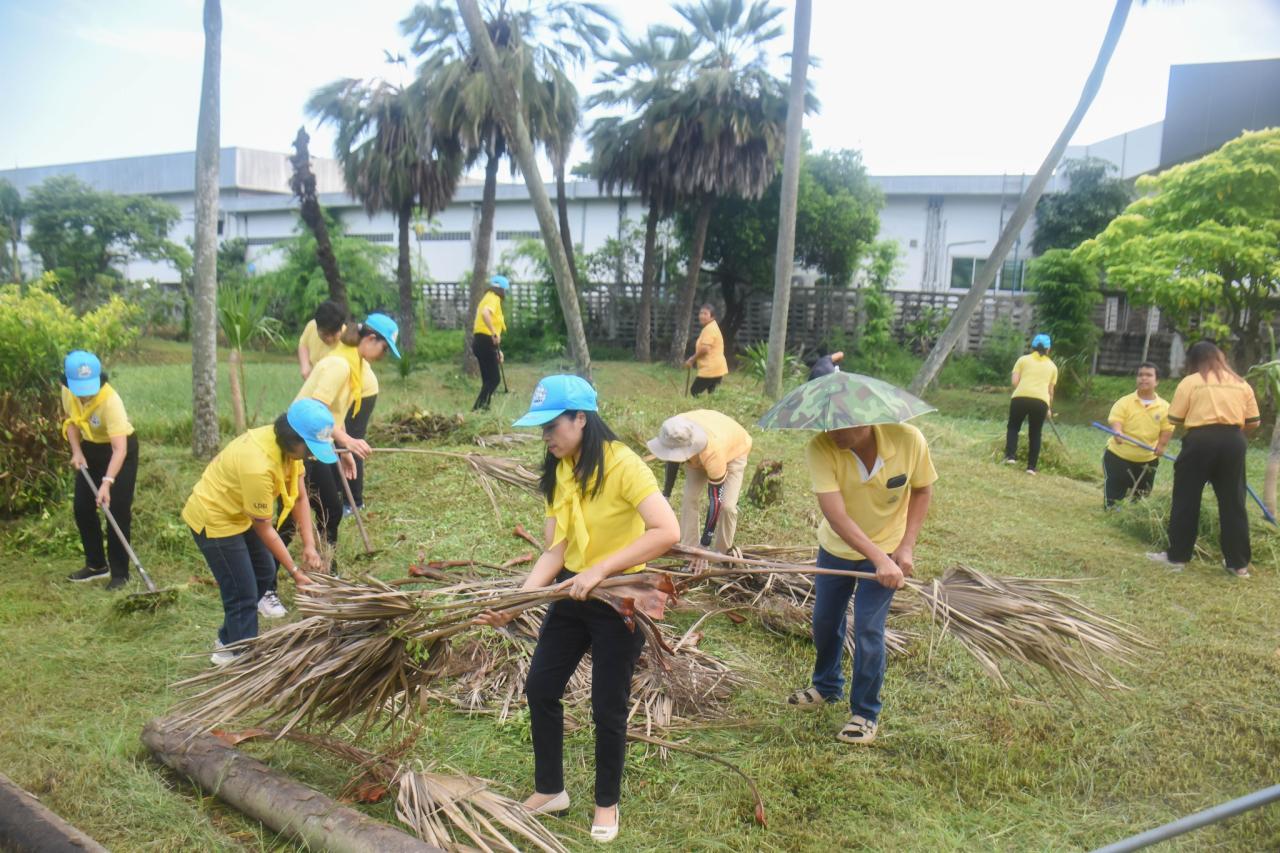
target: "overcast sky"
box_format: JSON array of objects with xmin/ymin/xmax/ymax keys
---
[{"xmin": 2, "ymin": 0, "xmax": 1277, "ymax": 177}]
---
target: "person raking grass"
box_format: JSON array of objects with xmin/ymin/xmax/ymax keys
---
[
  {"xmin": 1004, "ymin": 333, "xmax": 1058, "ymax": 475},
  {"xmin": 61, "ymin": 350, "xmax": 139, "ymax": 591},
  {"xmin": 1102, "ymin": 361, "xmax": 1173, "ymax": 508},
  {"xmin": 472, "ymin": 274, "xmax": 509, "ymax": 411},
  {"xmin": 476, "ymin": 375, "xmax": 680, "ymax": 844},
  {"xmin": 650, "ymin": 409, "xmax": 752, "ymax": 554},
  {"xmin": 182, "ymin": 399, "xmax": 331, "ymax": 666}
]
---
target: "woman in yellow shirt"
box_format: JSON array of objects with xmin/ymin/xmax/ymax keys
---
[
  {"xmin": 472, "ymin": 275, "xmax": 509, "ymax": 411},
  {"xmin": 478, "ymin": 375, "xmax": 679, "ymax": 843},
  {"xmin": 62, "ymin": 351, "xmax": 138, "ymax": 590},
  {"xmin": 1003, "ymin": 333, "xmax": 1058, "ymax": 474},
  {"xmin": 684, "ymin": 304, "xmax": 729, "ymax": 396},
  {"xmin": 1147, "ymin": 341, "xmax": 1260, "ymax": 577},
  {"xmin": 183, "ymin": 399, "xmax": 329, "ymax": 665}
]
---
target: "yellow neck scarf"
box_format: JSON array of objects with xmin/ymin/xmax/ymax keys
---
[
  {"xmin": 249, "ymin": 427, "xmax": 303, "ymax": 529},
  {"xmin": 62, "ymin": 384, "xmax": 113, "ymax": 439},
  {"xmin": 549, "ymin": 441, "xmax": 622, "ymax": 571},
  {"xmin": 333, "ymin": 344, "xmax": 364, "ymax": 416}
]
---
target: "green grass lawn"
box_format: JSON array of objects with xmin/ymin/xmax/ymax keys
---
[{"xmin": 2, "ymin": 343, "xmax": 1278, "ymax": 851}]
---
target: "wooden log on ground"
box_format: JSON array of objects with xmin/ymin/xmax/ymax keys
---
[
  {"xmin": 0, "ymin": 772, "xmax": 107, "ymax": 852},
  {"xmin": 141, "ymin": 718, "xmax": 439, "ymax": 853}
]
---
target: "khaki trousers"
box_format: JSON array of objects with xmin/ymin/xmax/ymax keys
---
[{"xmin": 679, "ymin": 453, "xmax": 748, "ymax": 552}]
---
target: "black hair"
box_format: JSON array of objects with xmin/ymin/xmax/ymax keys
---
[
  {"xmin": 1033, "ymin": 343, "xmax": 1048, "ymax": 355},
  {"xmin": 273, "ymin": 412, "xmax": 307, "ymax": 455},
  {"xmin": 538, "ymin": 410, "xmax": 619, "ymax": 504},
  {"xmin": 314, "ymin": 301, "xmax": 347, "ymax": 336},
  {"xmin": 1185, "ymin": 340, "xmax": 1239, "ymax": 382},
  {"xmin": 699, "ymin": 303, "xmax": 717, "ymax": 318},
  {"xmin": 1137, "ymin": 361, "xmax": 1159, "ymax": 377},
  {"xmin": 339, "ymin": 321, "xmax": 384, "ymax": 348},
  {"xmin": 59, "ymin": 370, "xmax": 110, "ymax": 388}
]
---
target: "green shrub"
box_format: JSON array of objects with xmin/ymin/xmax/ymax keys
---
[
  {"xmin": 1027, "ymin": 249, "xmax": 1100, "ymax": 396},
  {"xmin": 977, "ymin": 317, "xmax": 1026, "ymax": 384},
  {"xmin": 0, "ymin": 276, "xmax": 140, "ymax": 515}
]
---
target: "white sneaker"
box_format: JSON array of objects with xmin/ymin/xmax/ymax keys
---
[
  {"xmin": 1145, "ymin": 551, "xmax": 1186, "ymax": 572},
  {"xmin": 210, "ymin": 639, "xmax": 236, "ymax": 667},
  {"xmin": 258, "ymin": 591, "xmax": 287, "ymax": 619}
]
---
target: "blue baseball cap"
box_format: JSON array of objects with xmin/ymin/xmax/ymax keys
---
[
  {"xmin": 1031, "ymin": 333, "xmax": 1051, "ymax": 350},
  {"xmin": 490, "ymin": 274, "xmax": 510, "ymax": 291},
  {"xmin": 286, "ymin": 398, "xmax": 338, "ymax": 464},
  {"xmin": 513, "ymin": 374, "xmax": 598, "ymax": 427},
  {"xmin": 65, "ymin": 350, "xmax": 102, "ymax": 396},
  {"xmin": 362, "ymin": 313, "xmax": 401, "ymax": 359}
]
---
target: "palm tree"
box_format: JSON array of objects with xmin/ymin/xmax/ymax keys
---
[
  {"xmin": 192, "ymin": 0, "xmax": 221, "ymax": 459},
  {"xmin": 657, "ymin": 0, "xmax": 792, "ymax": 364},
  {"xmin": 401, "ymin": 0, "xmax": 614, "ymax": 372},
  {"xmin": 218, "ymin": 280, "xmax": 282, "ymax": 433},
  {"xmin": 589, "ymin": 26, "xmax": 695, "ymax": 361},
  {"xmin": 909, "ymin": 0, "xmax": 1135, "ymax": 396},
  {"xmin": 307, "ymin": 76, "xmax": 461, "ymax": 355}
]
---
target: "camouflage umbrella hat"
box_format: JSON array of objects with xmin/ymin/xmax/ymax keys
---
[{"xmin": 756, "ymin": 371, "xmax": 936, "ymax": 430}]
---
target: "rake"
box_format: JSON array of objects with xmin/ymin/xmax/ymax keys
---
[{"xmin": 78, "ymin": 466, "xmax": 178, "ymax": 613}]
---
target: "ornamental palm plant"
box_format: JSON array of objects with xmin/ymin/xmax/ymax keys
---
[{"xmin": 307, "ymin": 77, "xmax": 461, "ymax": 355}]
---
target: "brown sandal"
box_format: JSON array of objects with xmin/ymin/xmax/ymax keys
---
[
  {"xmin": 786, "ymin": 686, "xmax": 834, "ymax": 709},
  {"xmin": 836, "ymin": 715, "xmax": 878, "ymax": 745}
]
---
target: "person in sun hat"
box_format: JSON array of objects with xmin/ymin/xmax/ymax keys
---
[
  {"xmin": 472, "ymin": 274, "xmax": 510, "ymax": 411},
  {"xmin": 182, "ymin": 399, "xmax": 330, "ymax": 665},
  {"xmin": 1003, "ymin": 333, "xmax": 1058, "ymax": 475},
  {"xmin": 683, "ymin": 303, "xmax": 729, "ymax": 396},
  {"xmin": 650, "ymin": 409, "xmax": 752, "ymax": 553},
  {"xmin": 476, "ymin": 374, "xmax": 680, "ymax": 843},
  {"xmin": 61, "ymin": 350, "xmax": 139, "ymax": 591},
  {"xmin": 279, "ymin": 313, "xmax": 399, "ymax": 585}
]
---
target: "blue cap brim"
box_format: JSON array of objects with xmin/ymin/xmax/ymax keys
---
[
  {"xmin": 513, "ymin": 408, "xmax": 565, "ymax": 428},
  {"xmin": 306, "ymin": 438, "xmax": 338, "ymax": 464},
  {"xmin": 67, "ymin": 376, "xmax": 101, "ymax": 396},
  {"xmin": 384, "ymin": 338, "xmax": 401, "ymax": 359}
]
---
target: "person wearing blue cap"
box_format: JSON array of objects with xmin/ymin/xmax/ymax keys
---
[
  {"xmin": 182, "ymin": 400, "xmax": 331, "ymax": 665},
  {"xmin": 61, "ymin": 351, "xmax": 139, "ymax": 590},
  {"xmin": 287, "ymin": 313, "xmax": 399, "ymax": 576},
  {"xmin": 476, "ymin": 375, "xmax": 680, "ymax": 843},
  {"xmin": 472, "ymin": 274, "xmax": 509, "ymax": 411},
  {"xmin": 1004, "ymin": 333, "xmax": 1058, "ymax": 474}
]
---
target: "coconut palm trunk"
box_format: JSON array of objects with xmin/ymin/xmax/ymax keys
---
[
  {"xmin": 396, "ymin": 198, "xmax": 416, "ymax": 355},
  {"xmin": 554, "ymin": 155, "xmax": 578, "ymax": 287},
  {"xmin": 288, "ymin": 129, "xmax": 347, "ymax": 314},
  {"xmin": 764, "ymin": 0, "xmax": 812, "ymax": 399},
  {"xmin": 456, "ymin": 0, "xmax": 591, "ymax": 378},
  {"xmin": 909, "ymin": 0, "xmax": 1133, "ymax": 396},
  {"xmin": 191, "ymin": 0, "xmax": 221, "ymax": 459},
  {"xmin": 636, "ymin": 197, "xmax": 660, "ymax": 361},
  {"xmin": 464, "ymin": 147, "xmax": 501, "ymax": 375},
  {"xmin": 669, "ymin": 194, "xmax": 713, "ymax": 364}
]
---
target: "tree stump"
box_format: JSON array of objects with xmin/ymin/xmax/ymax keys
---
[{"xmin": 747, "ymin": 459, "xmax": 784, "ymax": 508}]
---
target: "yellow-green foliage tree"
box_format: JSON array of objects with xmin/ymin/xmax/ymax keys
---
[
  {"xmin": 0, "ymin": 274, "xmax": 139, "ymax": 515},
  {"xmin": 1078, "ymin": 128, "xmax": 1280, "ymax": 370}
]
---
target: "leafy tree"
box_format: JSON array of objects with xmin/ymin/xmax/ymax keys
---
[
  {"xmin": 218, "ymin": 278, "xmax": 282, "ymax": 433},
  {"xmin": 24, "ymin": 175, "xmax": 181, "ymax": 311},
  {"xmin": 1026, "ymin": 249, "xmax": 1099, "ymax": 394},
  {"xmin": 857, "ymin": 240, "xmax": 899, "ymax": 371},
  {"xmin": 1032, "ymin": 157, "xmax": 1132, "ymax": 253},
  {"xmin": 307, "ymin": 75, "xmax": 461, "ymax": 355},
  {"xmin": 0, "ymin": 178, "xmax": 22, "ymax": 282},
  {"xmin": 1078, "ymin": 128, "xmax": 1280, "ymax": 369},
  {"xmin": 680, "ymin": 147, "xmax": 880, "ymax": 356}
]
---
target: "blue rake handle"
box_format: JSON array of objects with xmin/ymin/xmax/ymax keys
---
[{"xmin": 1090, "ymin": 421, "xmax": 1277, "ymax": 526}]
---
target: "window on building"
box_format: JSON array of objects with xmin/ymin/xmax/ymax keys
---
[
  {"xmin": 496, "ymin": 230, "xmax": 541, "ymax": 241},
  {"xmin": 418, "ymin": 230, "xmax": 471, "ymax": 242},
  {"xmin": 951, "ymin": 256, "xmax": 979, "ymax": 289},
  {"xmin": 999, "ymin": 258, "xmax": 1026, "ymax": 291},
  {"xmin": 1104, "ymin": 297, "xmax": 1120, "ymax": 332}
]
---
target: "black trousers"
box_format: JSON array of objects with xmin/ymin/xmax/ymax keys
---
[
  {"xmin": 1005, "ymin": 397, "xmax": 1049, "ymax": 470},
  {"xmin": 525, "ymin": 571, "xmax": 646, "ymax": 807},
  {"xmin": 690, "ymin": 376, "xmax": 722, "ymax": 397},
  {"xmin": 277, "ymin": 458, "xmax": 345, "ymax": 585},
  {"xmin": 472, "ymin": 334, "xmax": 501, "ymax": 411},
  {"xmin": 74, "ymin": 435, "xmax": 139, "ymax": 580},
  {"xmin": 1167, "ymin": 425, "xmax": 1251, "ymax": 569},
  {"xmin": 344, "ymin": 393, "xmax": 376, "ymax": 508},
  {"xmin": 1102, "ymin": 448, "xmax": 1159, "ymax": 507}
]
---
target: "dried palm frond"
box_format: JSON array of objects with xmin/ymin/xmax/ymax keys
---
[
  {"xmin": 372, "ymin": 447, "xmax": 540, "ymax": 519},
  {"xmin": 396, "ymin": 763, "xmax": 569, "ymax": 853},
  {"xmin": 474, "ymin": 432, "xmax": 539, "ymax": 449},
  {"xmin": 628, "ymin": 731, "xmax": 766, "ymax": 828},
  {"xmin": 668, "ymin": 545, "xmax": 1150, "ymax": 694},
  {"xmin": 374, "ymin": 410, "xmax": 464, "ymax": 444}
]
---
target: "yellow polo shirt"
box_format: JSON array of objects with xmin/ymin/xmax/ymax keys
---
[
  {"xmin": 1107, "ymin": 392, "xmax": 1173, "ymax": 463},
  {"xmin": 806, "ymin": 424, "xmax": 938, "ymax": 561},
  {"xmin": 296, "ymin": 353, "xmax": 356, "ymax": 422},
  {"xmin": 473, "ymin": 291, "xmax": 507, "ymax": 337},
  {"xmin": 547, "ymin": 441, "xmax": 659, "ymax": 574},
  {"xmin": 695, "ymin": 321, "xmax": 729, "ymax": 378},
  {"xmin": 182, "ymin": 426, "xmax": 297, "ymax": 537},
  {"xmin": 1167, "ymin": 372, "xmax": 1260, "ymax": 429},
  {"xmin": 299, "ymin": 321, "xmax": 378, "ymax": 396},
  {"xmin": 682, "ymin": 409, "xmax": 752, "ymax": 483},
  {"xmin": 61, "ymin": 386, "xmax": 134, "ymax": 444},
  {"xmin": 1012, "ymin": 353, "xmax": 1057, "ymax": 404}
]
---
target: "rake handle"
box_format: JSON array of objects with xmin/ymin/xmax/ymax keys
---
[
  {"xmin": 78, "ymin": 466, "xmax": 159, "ymax": 593},
  {"xmin": 499, "ymin": 349, "xmax": 508, "ymax": 393},
  {"xmin": 671, "ymin": 544, "xmax": 889, "ymax": 586},
  {"xmin": 335, "ymin": 468, "xmax": 374, "ymax": 555}
]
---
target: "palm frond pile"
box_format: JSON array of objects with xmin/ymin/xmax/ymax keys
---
[
  {"xmin": 374, "ymin": 409, "xmax": 465, "ymax": 444},
  {"xmin": 474, "ymin": 432, "xmax": 540, "ymax": 449}
]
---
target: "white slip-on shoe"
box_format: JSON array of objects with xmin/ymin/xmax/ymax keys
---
[
  {"xmin": 524, "ymin": 790, "xmax": 570, "ymax": 816},
  {"xmin": 591, "ymin": 805, "xmax": 619, "ymax": 844},
  {"xmin": 1145, "ymin": 551, "xmax": 1186, "ymax": 572}
]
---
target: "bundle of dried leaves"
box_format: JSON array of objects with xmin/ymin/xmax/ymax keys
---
[{"xmin": 374, "ymin": 410, "xmax": 465, "ymax": 444}]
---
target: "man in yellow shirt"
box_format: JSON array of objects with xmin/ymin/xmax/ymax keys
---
[
  {"xmin": 648, "ymin": 409, "xmax": 752, "ymax": 552},
  {"xmin": 1103, "ymin": 362, "xmax": 1173, "ymax": 507},
  {"xmin": 787, "ymin": 422, "xmax": 936, "ymax": 746},
  {"xmin": 472, "ymin": 275, "xmax": 509, "ymax": 411},
  {"xmin": 684, "ymin": 304, "xmax": 728, "ymax": 396}
]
